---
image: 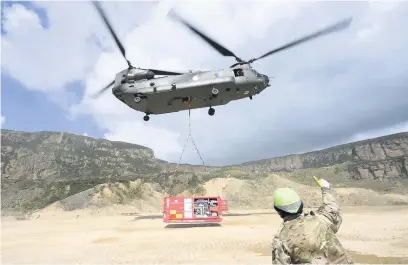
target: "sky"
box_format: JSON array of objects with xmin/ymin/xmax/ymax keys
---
[{"xmin": 1, "ymin": 1, "xmax": 408, "ymax": 166}]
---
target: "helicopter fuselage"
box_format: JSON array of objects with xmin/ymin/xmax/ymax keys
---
[{"xmin": 112, "ymin": 64, "xmax": 270, "ymax": 116}]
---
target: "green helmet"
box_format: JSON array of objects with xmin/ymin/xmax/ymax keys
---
[{"xmin": 273, "ymin": 187, "xmax": 302, "ymax": 213}]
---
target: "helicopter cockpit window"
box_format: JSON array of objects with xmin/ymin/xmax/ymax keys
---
[{"xmin": 233, "ymin": 69, "xmax": 244, "ymax": 77}]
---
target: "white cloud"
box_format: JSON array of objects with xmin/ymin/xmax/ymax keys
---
[
  {"xmin": 2, "ymin": 1, "xmax": 408, "ymax": 165},
  {"xmin": 1, "ymin": 116, "xmax": 5, "ymax": 126},
  {"xmin": 2, "ymin": 3, "xmax": 97, "ymax": 92},
  {"xmin": 1, "ymin": 1, "xmax": 155, "ymax": 92},
  {"xmin": 83, "ymin": 132, "xmax": 88, "ymax": 137}
]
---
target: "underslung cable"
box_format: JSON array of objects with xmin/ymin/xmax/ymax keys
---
[{"xmin": 172, "ymin": 98, "xmax": 206, "ymax": 176}]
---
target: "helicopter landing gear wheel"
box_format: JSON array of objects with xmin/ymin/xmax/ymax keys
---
[
  {"xmin": 143, "ymin": 115, "xmax": 150, "ymax": 121},
  {"xmin": 208, "ymin": 107, "xmax": 215, "ymax": 116},
  {"xmin": 134, "ymin": 96, "xmax": 142, "ymax": 103},
  {"xmin": 212, "ymin": 88, "xmax": 219, "ymax": 95}
]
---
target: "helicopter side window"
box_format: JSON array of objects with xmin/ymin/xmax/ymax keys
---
[{"xmin": 233, "ymin": 69, "xmax": 244, "ymax": 77}]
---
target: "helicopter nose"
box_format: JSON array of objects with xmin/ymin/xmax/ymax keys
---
[{"xmin": 262, "ymin": 74, "xmax": 269, "ymax": 85}]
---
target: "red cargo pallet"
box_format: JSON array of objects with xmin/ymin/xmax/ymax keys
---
[{"xmin": 163, "ymin": 196, "xmax": 228, "ymax": 223}]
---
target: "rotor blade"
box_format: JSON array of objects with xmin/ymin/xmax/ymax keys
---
[
  {"xmin": 169, "ymin": 9, "xmax": 243, "ymax": 62},
  {"xmin": 92, "ymin": 1, "xmax": 132, "ymax": 67},
  {"xmin": 148, "ymin": 69, "xmax": 186, "ymax": 75},
  {"xmin": 91, "ymin": 80, "xmax": 115, "ymax": 99},
  {"xmin": 249, "ymin": 17, "xmax": 352, "ymax": 63}
]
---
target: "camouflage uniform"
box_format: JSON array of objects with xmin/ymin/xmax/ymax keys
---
[{"xmin": 271, "ymin": 187, "xmax": 353, "ymax": 264}]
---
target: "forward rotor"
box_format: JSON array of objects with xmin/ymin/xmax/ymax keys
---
[
  {"xmin": 168, "ymin": 9, "xmax": 245, "ymax": 63},
  {"xmin": 169, "ymin": 9, "xmax": 352, "ymax": 66},
  {"xmin": 247, "ymin": 18, "xmax": 352, "ymax": 64}
]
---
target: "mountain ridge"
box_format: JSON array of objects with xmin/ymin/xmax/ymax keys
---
[
  {"xmin": 239, "ymin": 132, "xmax": 408, "ymax": 166},
  {"xmin": 1, "ymin": 128, "xmax": 407, "ymax": 214},
  {"xmin": 3, "ymin": 128, "xmax": 407, "ymax": 168}
]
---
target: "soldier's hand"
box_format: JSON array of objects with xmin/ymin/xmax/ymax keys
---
[{"xmin": 313, "ymin": 176, "xmax": 330, "ymax": 189}]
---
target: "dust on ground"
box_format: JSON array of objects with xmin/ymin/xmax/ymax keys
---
[{"xmin": 2, "ymin": 206, "xmax": 408, "ymax": 264}]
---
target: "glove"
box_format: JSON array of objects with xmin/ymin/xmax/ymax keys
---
[{"xmin": 313, "ymin": 176, "xmax": 330, "ymax": 189}]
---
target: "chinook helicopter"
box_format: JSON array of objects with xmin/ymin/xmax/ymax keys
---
[{"xmin": 92, "ymin": 1, "xmax": 352, "ymax": 121}]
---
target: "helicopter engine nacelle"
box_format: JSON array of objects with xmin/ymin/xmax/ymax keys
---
[{"xmin": 126, "ymin": 69, "xmax": 155, "ymax": 82}]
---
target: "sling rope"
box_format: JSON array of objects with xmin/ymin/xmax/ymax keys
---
[{"xmin": 172, "ymin": 98, "xmax": 206, "ymax": 177}]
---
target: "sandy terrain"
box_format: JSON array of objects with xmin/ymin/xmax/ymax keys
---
[{"xmin": 2, "ymin": 206, "xmax": 408, "ymax": 264}]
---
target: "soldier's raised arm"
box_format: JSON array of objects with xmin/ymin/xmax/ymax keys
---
[{"xmin": 313, "ymin": 176, "xmax": 343, "ymax": 234}]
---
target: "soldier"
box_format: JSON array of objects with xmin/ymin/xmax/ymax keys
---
[{"xmin": 271, "ymin": 176, "xmax": 353, "ymax": 264}]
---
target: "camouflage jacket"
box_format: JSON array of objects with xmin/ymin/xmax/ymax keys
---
[{"xmin": 271, "ymin": 187, "xmax": 353, "ymax": 264}]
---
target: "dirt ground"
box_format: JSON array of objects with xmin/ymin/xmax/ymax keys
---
[{"xmin": 2, "ymin": 206, "xmax": 408, "ymax": 264}]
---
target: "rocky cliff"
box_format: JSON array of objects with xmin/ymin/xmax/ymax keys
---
[
  {"xmin": 1, "ymin": 129, "xmax": 162, "ymax": 182},
  {"xmin": 237, "ymin": 132, "xmax": 408, "ymax": 181},
  {"xmin": 1, "ymin": 129, "xmax": 407, "ymax": 213}
]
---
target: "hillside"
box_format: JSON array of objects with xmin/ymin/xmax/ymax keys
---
[
  {"xmin": 237, "ymin": 132, "xmax": 408, "ymax": 178},
  {"xmin": 1, "ymin": 129, "xmax": 408, "ymax": 214}
]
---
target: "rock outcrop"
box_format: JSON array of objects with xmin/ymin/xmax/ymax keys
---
[{"xmin": 238, "ymin": 132, "xmax": 408, "ymax": 181}]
